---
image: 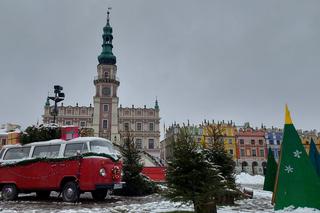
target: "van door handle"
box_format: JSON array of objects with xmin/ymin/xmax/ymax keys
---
[
  {"xmin": 60, "ymin": 163, "xmax": 65, "ymax": 167},
  {"xmin": 51, "ymin": 164, "xmax": 57, "ymax": 167}
]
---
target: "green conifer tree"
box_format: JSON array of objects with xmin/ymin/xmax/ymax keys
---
[
  {"xmin": 20, "ymin": 124, "xmax": 61, "ymax": 145},
  {"xmin": 166, "ymin": 127, "xmax": 225, "ymax": 213},
  {"xmin": 263, "ymin": 148, "xmax": 277, "ymax": 192},
  {"xmin": 204, "ymin": 124, "xmax": 239, "ymax": 205},
  {"xmin": 119, "ymin": 132, "xmax": 156, "ymax": 196}
]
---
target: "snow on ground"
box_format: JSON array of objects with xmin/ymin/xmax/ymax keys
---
[
  {"xmin": 1, "ymin": 174, "xmax": 320, "ymax": 212},
  {"xmin": 235, "ymin": 172, "xmax": 265, "ymax": 185}
]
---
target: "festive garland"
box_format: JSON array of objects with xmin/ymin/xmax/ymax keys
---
[{"xmin": 0, "ymin": 152, "xmax": 120, "ymax": 168}]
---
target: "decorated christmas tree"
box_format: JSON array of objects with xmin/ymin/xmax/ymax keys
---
[
  {"xmin": 309, "ymin": 138, "xmax": 320, "ymax": 176},
  {"xmin": 263, "ymin": 147, "xmax": 277, "ymax": 192},
  {"xmin": 273, "ymin": 105, "xmax": 320, "ymax": 210}
]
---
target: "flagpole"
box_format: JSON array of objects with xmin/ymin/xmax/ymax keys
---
[{"xmin": 272, "ymin": 143, "xmax": 282, "ymax": 204}]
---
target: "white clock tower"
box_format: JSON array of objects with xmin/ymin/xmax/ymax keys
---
[{"xmin": 92, "ymin": 9, "xmax": 120, "ymax": 143}]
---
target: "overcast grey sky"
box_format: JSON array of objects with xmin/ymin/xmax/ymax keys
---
[{"xmin": 1, "ymin": 0, "xmax": 320, "ymax": 132}]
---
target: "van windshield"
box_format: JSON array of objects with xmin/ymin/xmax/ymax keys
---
[
  {"xmin": 90, "ymin": 140, "xmax": 116, "ymax": 155},
  {"xmin": 4, "ymin": 147, "xmax": 31, "ymax": 160}
]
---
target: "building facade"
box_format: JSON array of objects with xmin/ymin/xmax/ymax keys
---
[
  {"xmin": 265, "ymin": 128, "xmax": 282, "ymax": 161},
  {"xmin": 236, "ymin": 127, "xmax": 267, "ymax": 175},
  {"xmin": 42, "ymin": 11, "xmax": 160, "ymax": 158},
  {"xmin": 0, "ymin": 123, "xmax": 21, "ymax": 148},
  {"xmin": 299, "ymin": 130, "xmax": 319, "ymax": 154}
]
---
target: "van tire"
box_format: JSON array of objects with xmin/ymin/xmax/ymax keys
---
[
  {"xmin": 62, "ymin": 181, "xmax": 79, "ymax": 202},
  {"xmin": 91, "ymin": 190, "xmax": 108, "ymax": 201},
  {"xmin": 1, "ymin": 184, "xmax": 18, "ymax": 201},
  {"xmin": 36, "ymin": 191, "xmax": 51, "ymax": 199}
]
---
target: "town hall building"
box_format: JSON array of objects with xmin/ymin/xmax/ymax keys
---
[{"xmin": 43, "ymin": 11, "xmax": 160, "ymax": 158}]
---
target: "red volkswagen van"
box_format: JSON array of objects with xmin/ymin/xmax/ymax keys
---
[{"xmin": 0, "ymin": 137, "xmax": 123, "ymax": 202}]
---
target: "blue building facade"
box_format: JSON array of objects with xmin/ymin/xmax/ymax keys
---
[{"xmin": 265, "ymin": 128, "xmax": 283, "ymax": 161}]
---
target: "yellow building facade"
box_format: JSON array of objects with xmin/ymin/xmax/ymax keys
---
[{"xmin": 200, "ymin": 122, "xmax": 237, "ymax": 160}]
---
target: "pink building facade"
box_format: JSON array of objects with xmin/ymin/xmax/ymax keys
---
[{"xmin": 236, "ymin": 128, "xmax": 267, "ymax": 175}]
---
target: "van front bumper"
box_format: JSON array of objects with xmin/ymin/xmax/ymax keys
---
[{"xmin": 95, "ymin": 182, "xmax": 125, "ymax": 190}]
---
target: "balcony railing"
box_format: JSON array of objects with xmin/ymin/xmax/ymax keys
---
[
  {"xmin": 94, "ymin": 75, "xmax": 120, "ymax": 85},
  {"xmin": 94, "ymin": 75, "xmax": 120, "ymax": 81}
]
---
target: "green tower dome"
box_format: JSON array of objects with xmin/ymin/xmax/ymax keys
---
[{"xmin": 98, "ymin": 10, "xmax": 116, "ymax": 65}]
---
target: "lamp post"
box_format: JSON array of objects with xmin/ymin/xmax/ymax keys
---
[{"xmin": 48, "ymin": 85, "xmax": 65, "ymax": 124}]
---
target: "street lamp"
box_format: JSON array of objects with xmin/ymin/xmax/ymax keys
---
[{"xmin": 48, "ymin": 85, "xmax": 65, "ymax": 124}]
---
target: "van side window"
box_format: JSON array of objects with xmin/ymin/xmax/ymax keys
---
[
  {"xmin": 64, "ymin": 143, "xmax": 88, "ymax": 157},
  {"xmin": 3, "ymin": 147, "xmax": 31, "ymax": 160},
  {"xmin": 32, "ymin": 145, "xmax": 61, "ymax": 158}
]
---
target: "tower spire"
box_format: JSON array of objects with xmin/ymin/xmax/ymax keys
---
[
  {"xmin": 107, "ymin": 7, "xmax": 111, "ymax": 25},
  {"xmin": 98, "ymin": 7, "xmax": 116, "ymax": 65},
  {"xmin": 155, "ymin": 97, "xmax": 159, "ymax": 110}
]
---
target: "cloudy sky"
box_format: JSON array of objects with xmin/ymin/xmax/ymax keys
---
[{"xmin": 1, "ymin": 0, "xmax": 320, "ymax": 133}]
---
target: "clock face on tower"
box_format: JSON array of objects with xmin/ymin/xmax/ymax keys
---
[{"xmin": 102, "ymin": 87, "xmax": 111, "ymax": 96}]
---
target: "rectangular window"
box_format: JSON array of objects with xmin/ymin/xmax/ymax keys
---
[
  {"xmin": 228, "ymin": 139, "xmax": 232, "ymax": 144},
  {"xmin": 240, "ymin": 149, "xmax": 245, "ymax": 157},
  {"xmin": 4, "ymin": 147, "xmax": 31, "ymax": 160},
  {"xmin": 252, "ymin": 149, "xmax": 256, "ymax": 157},
  {"xmin": 269, "ymin": 140, "xmax": 274, "ymax": 145},
  {"xmin": 124, "ymin": 122, "xmax": 129, "ymax": 131},
  {"xmin": 136, "ymin": 122, "xmax": 142, "ymax": 131},
  {"xmin": 258, "ymin": 139, "xmax": 264, "ymax": 145},
  {"xmin": 277, "ymin": 140, "xmax": 281, "ymax": 145},
  {"xmin": 103, "ymin": 104, "xmax": 109, "ymax": 112},
  {"xmin": 80, "ymin": 121, "xmax": 86, "ymax": 127},
  {"xmin": 148, "ymin": 139, "xmax": 154, "ymax": 149},
  {"xmin": 1, "ymin": 139, "xmax": 6, "ymax": 146},
  {"xmin": 229, "ymin": 149, "xmax": 233, "ymax": 155},
  {"xmin": 260, "ymin": 149, "xmax": 264, "ymax": 157},
  {"xmin": 135, "ymin": 139, "xmax": 142, "ymax": 150},
  {"xmin": 251, "ymin": 140, "xmax": 255, "ymax": 145},
  {"xmin": 32, "ymin": 145, "xmax": 60, "ymax": 158},
  {"xmin": 149, "ymin": 123, "xmax": 154, "ymax": 131},
  {"xmin": 64, "ymin": 143, "xmax": 88, "ymax": 157},
  {"xmin": 239, "ymin": 139, "xmax": 244, "ymax": 145},
  {"xmin": 102, "ymin": 120, "xmax": 108, "ymax": 129},
  {"xmin": 65, "ymin": 120, "xmax": 72, "ymax": 125}
]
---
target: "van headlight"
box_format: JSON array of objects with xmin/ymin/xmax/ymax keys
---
[{"xmin": 99, "ymin": 168, "xmax": 106, "ymax": 177}]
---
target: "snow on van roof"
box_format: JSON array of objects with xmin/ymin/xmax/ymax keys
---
[
  {"xmin": 26, "ymin": 139, "xmax": 66, "ymax": 146},
  {"xmin": 69, "ymin": 137, "xmax": 112, "ymax": 143},
  {"xmin": 1, "ymin": 144, "xmax": 21, "ymax": 149}
]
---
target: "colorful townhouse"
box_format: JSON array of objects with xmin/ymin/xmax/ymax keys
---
[
  {"xmin": 0, "ymin": 123, "xmax": 21, "ymax": 148},
  {"xmin": 236, "ymin": 127, "xmax": 267, "ymax": 175},
  {"xmin": 265, "ymin": 128, "xmax": 283, "ymax": 161},
  {"xmin": 199, "ymin": 121, "xmax": 237, "ymax": 160}
]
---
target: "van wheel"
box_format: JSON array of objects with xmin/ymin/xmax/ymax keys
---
[
  {"xmin": 62, "ymin": 181, "xmax": 79, "ymax": 202},
  {"xmin": 91, "ymin": 190, "xmax": 108, "ymax": 201},
  {"xmin": 36, "ymin": 191, "xmax": 51, "ymax": 199},
  {"xmin": 1, "ymin": 184, "xmax": 18, "ymax": 201}
]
